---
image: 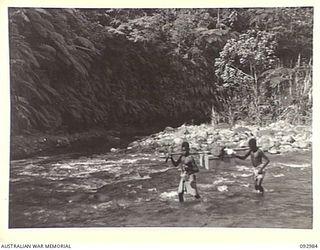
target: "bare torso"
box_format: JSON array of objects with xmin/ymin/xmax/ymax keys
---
[
  {"xmin": 250, "ymin": 149, "xmax": 263, "ymax": 167},
  {"xmin": 180, "ymin": 155, "xmax": 196, "ymax": 174}
]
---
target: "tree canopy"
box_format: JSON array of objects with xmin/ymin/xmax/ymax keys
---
[{"xmin": 9, "ymin": 7, "xmax": 313, "ymax": 134}]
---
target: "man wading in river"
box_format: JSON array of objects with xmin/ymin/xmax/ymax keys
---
[
  {"xmin": 233, "ymin": 138, "xmax": 270, "ymax": 193},
  {"xmin": 170, "ymin": 141, "xmax": 201, "ymax": 202}
]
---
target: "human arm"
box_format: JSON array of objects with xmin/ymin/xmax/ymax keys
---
[
  {"xmin": 170, "ymin": 155, "xmax": 182, "ymax": 167},
  {"xmin": 233, "ymin": 150, "xmax": 251, "ymax": 160}
]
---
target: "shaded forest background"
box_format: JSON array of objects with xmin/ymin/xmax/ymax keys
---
[{"xmin": 9, "ymin": 7, "xmax": 313, "ymax": 135}]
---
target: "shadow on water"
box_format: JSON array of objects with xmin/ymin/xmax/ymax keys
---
[{"xmin": 9, "ymin": 150, "xmax": 312, "ymax": 228}]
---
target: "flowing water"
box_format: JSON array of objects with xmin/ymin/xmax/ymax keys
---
[{"xmin": 9, "ymin": 150, "xmax": 312, "ymax": 228}]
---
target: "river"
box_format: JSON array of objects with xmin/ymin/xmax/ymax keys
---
[{"xmin": 9, "ymin": 150, "xmax": 312, "ymax": 228}]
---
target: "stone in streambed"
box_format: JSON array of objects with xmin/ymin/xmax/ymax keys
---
[
  {"xmin": 279, "ymin": 145, "xmax": 293, "ymax": 153},
  {"xmin": 238, "ymin": 140, "xmax": 248, "ymax": 148},
  {"xmin": 269, "ymin": 147, "xmax": 280, "ymax": 154},
  {"xmin": 273, "ymin": 141, "xmax": 281, "ymax": 148},
  {"xmin": 292, "ymin": 141, "xmax": 311, "ymax": 149},
  {"xmin": 283, "ymin": 135, "xmax": 295, "ymax": 144}
]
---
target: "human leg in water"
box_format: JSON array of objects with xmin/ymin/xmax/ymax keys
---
[
  {"xmin": 178, "ymin": 179, "xmax": 185, "ymax": 202},
  {"xmin": 254, "ymin": 177, "xmax": 264, "ymax": 193},
  {"xmin": 253, "ymin": 169, "xmax": 265, "ymax": 193},
  {"xmin": 178, "ymin": 192, "xmax": 184, "ymax": 202},
  {"xmin": 256, "ymin": 177, "xmax": 264, "ymax": 193}
]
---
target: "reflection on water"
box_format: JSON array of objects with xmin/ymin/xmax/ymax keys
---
[{"xmin": 9, "ymin": 151, "xmax": 312, "ymax": 228}]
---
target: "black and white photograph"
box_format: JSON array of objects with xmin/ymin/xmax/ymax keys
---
[{"xmin": 2, "ymin": 1, "xmax": 317, "ymax": 239}]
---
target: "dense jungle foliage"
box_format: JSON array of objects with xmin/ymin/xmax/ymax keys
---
[{"xmin": 9, "ymin": 7, "xmax": 313, "ymax": 135}]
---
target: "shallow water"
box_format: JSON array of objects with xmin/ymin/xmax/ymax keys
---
[{"xmin": 9, "ymin": 150, "xmax": 312, "ymax": 228}]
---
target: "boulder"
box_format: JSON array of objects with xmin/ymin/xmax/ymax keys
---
[
  {"xmin": 151, "ymin": 141, "xmax": 161, "ymax": 149},
  {"xmin": 110, "ymin": 147, "xmax": 119, "ymax": 153},
  {"xmin": 200, "ymin": 143, "xmax": 210, "ymax": 151},
  {"xmin": 292, "ymin": 141, "xmax": 311, "ymax": 149},
  {"xmin": 273, "ymin": 141, "xmax": 281, "ymax": 148},
  {"xmin": 206, "ymin": 137, "xmax": 214, "ymax": 144},
  {"xmin": 257, "ymin": 137, "xmax": 272, "ymax": 149},
  {"xmin": 237, "ymin": 140, "xmax": 247, "ymax": 148},
  {"xmin": 233, "ymin": 136, "xmax": 240, "ymax": 143},
  {"xmin": 238, "ymin": 133, "xmax": 249, "ymax": 140},
  {"xmin": 128, "ymin": 141, "xmax": 140, "ymax": 148},
  {"xmin": 173, "ymin": 137, "xmax": 184, "ymax": 145},
  {"xmin": 234, "ymin": 126, "xmax": 251, "ymax": 133},
  {"xmin": 279, "ymin": 145, "xmax": 293, "ymax": 153},
  {"xmin": 283, "ymin": 135, "xmax": 295, "ymax": 144},
  {"xmin": 269, "ymin": 146, "xmax": 280, "ymax": 154},
  {"xmin": 216, "ymin": 123, "xmax": 230, "ymax": 129},
  {"xmin": 258, "ymin": 129, "xmax": 275, "ymax": 137},
  {"xmin": 276, "ymin": 131, "xmax": 284, "ymax": 137},
  {"xmin": 164, "ymin": 126, "xmax": 175, "ymax": 132},
  {"xmin": 213, "ymin": 133, "xmax": 222, "ymax": 141},
  {"xmin": 191, "ymin": 142, "xmax": 201, "ymax": 151},
  {"xmin": 282, "ymin": 130, "xmax": 296, "ymax": 137}
]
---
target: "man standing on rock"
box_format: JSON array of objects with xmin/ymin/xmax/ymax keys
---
[
  {"xmin": 233, "ymin": 138, "xmax": 270, "ymax": 193},
  {"xmin": 170, "ymin": 141, "xmax": 201, "ymax": 202}
]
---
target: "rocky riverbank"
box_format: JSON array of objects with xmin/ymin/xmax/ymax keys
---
[
  {"xmin": 123, "ymin": 120, "xmax": 312, "ymax": 155},
  {"xmin": 10, "ymin": 120, "xmax": 311, "ymax": 160}
]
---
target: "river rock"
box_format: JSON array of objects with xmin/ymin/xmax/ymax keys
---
[
  {"xmin": 206, "ymin": 137, "xmax": 214, "ymax": 144},
  {"xmin": 273, "ymin": 141, "xmax": 281, "ymax": 148},
  {"xmin": 234, "ymin": 126, "xmax": 251, "ymax": 133},
  {"xmin": 125, "ymin": 120, "xmax": 311, "ymax": 156},
  {"xmin": 233, "ymin": 136, "xmax": 240, "ymax": 143},
  {"xmin": 206, "ymin": 126, "xmax": 216, "ymax": 135},
  {"xmin": 110, "ymin": 147, "xmax": 120, "ymax": 153},
  {"xmin": 279, "ymin": 145, "xmax": 293, "ymax": 153},
  {"xmin": 213, "ymin": 133, "xmax": 222, "ymax": 141},
  {"xmin": 150, "ymin": 141, "xmax": 161, "ymax": 149},
  {"xmin": 295, "ymin": 125, "xmax": 309, "ymax": 133},
  {"xmin": 239, "ymin": 140, "xmax": 248, "ymax": 148},
  {"xmin": 269, "ymin": 146, "xmax": 280, "ymax": 154},
  {"xmin": 276, "ymin": 131, "xmax": 284, "ymax": 137},
  {"xmin": 173, "ymin": 137, "xmax": 184, "ymax": 145},
  {"xmin": 292, "ymin": 141, "xmax": 311, "ymax": 149},
  {"xmin": 258, "ymin": 129, "xmax": 275, "ymax": 137},
  {"xmin": 164, "ymin": 126, "xmax": 175, "ymax": 132},
  {"xmin": 283, "ymin": 135, "xmax": 295, "ymax": 143},
  {"xmin": 257, "ymin": 137, "xmax": 272, "ymax": 149},
  {"xmin": 281, "ymin": 129, "xmax": 296, "ymax": 137},
  {"xmin": 200, "ymin": 143, "xmax": 210, "ymax": 151},
  {"xmin": 158, "ymin": 139, "xmax": 173, "ymax": 147},
  {"xmin": 238, "ymin": 133, "xmax": 249, "ymax": 140},
  {"xmin": 216, "ymin": 123, "xmax": 230, "ymax": 129}
]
